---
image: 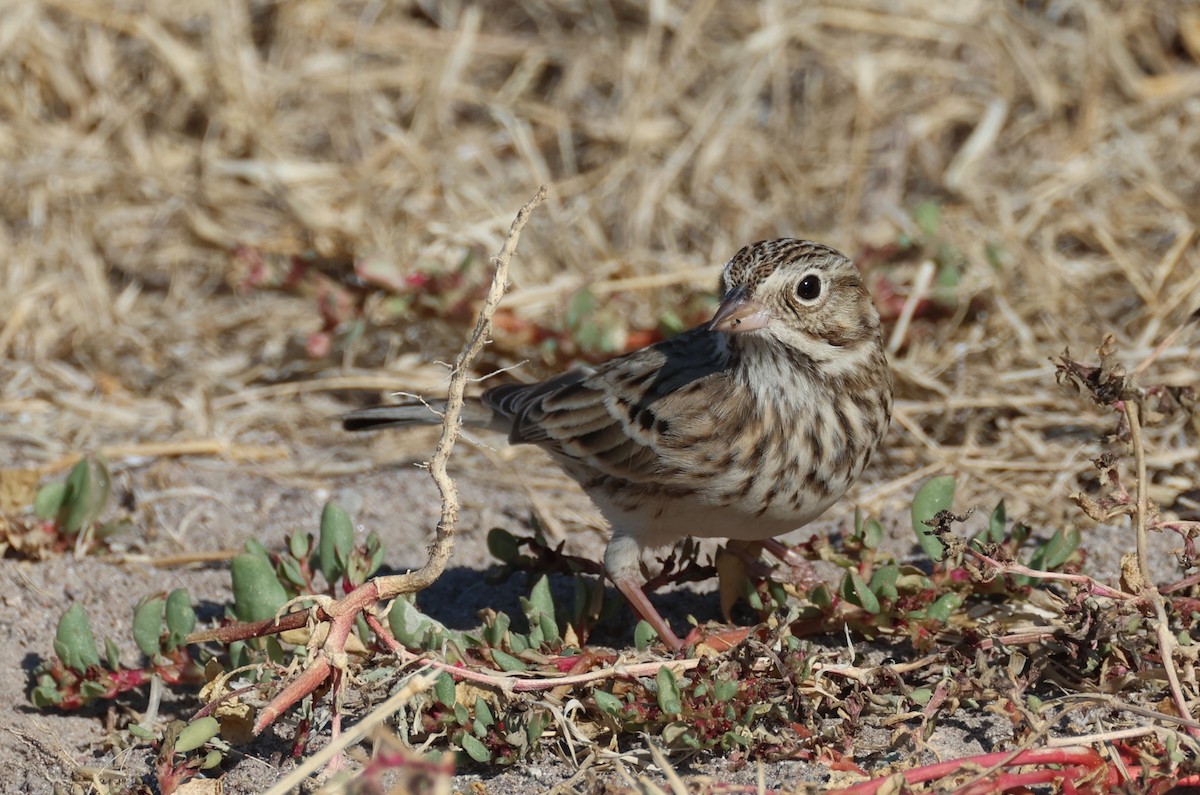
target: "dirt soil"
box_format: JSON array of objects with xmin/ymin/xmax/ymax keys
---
[
  {"xmin": 0, "ymin": 442, "xmax": 1183, "ymax": 794},
  {"xmin": 2, "ymin": 0, "xmax": 1199, "ymax": 793}
]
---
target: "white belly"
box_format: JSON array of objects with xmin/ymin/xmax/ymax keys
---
[{"xmin": 590, "ymin": 484, "xmax": 840, "ymax": 579}]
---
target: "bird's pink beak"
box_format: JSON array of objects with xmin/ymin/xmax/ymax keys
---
[{"xmin": 709, "ymin": 293, "xmax": 772, "ymax": 334}]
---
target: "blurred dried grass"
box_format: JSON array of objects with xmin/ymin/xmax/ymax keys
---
[{"xmin": 0, "ymin": 0, "xmax": 1197, "ymax": 528}]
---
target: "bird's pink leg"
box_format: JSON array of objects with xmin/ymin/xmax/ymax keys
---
[
  {"xmin": 763, "ymin": 538, "xmax": 820, "ymax": 587},
  {"xmin": 763, "ymin": 538, "xmax": 805, "ymax": 567},
  {"xmin": 612, "ymin": 575, "xmax": 682, "ymax": 652}
]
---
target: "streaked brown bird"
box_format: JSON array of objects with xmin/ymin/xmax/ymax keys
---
[{"xmin": 344, "ymin": 239, "xmax": 892, "ymax": 650}]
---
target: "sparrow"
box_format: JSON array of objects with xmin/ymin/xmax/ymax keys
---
[{"xmin": 344, "ymin": 239, "xmax": 893, "ymax": 650}]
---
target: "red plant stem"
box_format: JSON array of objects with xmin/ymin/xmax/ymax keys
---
[
  {"xmin": 952, "ymin": 766, "xmax": 1092, "ymax": 795},
  {"xmin": 828, "ymin": 747, "xmax": 1104, "ymax": 795},
  {"xmin": 253, "ymin": 582, "xmax": 379, "ymax": 734},
  {"xmin": 254, "ymin": 655, "xmax": 332, "ymax": 735},
  {"xmin": 965, "ymin": 548, "xmax": 1135, "ymax": 600},
  {"xmin": 1161, "ymin": 570, "xmax": 1200, "ymax": 594},
  {"xmin": 187, "ymin": 608, "xmax": 314, "ymax": 645}
]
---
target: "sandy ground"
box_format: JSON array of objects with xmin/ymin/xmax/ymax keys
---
[{"xmin": 0, "ymin": 427, "xmax": 1181, "ymax": 794}]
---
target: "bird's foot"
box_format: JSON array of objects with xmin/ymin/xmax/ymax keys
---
[
  {"xmin": 762, "ymin": 538, "xmax": 821, "ymax": 589},
  {"xmin": 681, "ymin": 624, "xmax": 752, "ymax": 652}
]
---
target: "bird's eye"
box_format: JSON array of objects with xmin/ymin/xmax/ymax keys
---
[{"xmin": 796, "ymin": 274, "xmax": 822, "ymax": 301}]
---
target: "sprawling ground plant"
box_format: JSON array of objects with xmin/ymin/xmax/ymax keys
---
[{"xmin": 33, "ymin": 348, "xmax": 1199, "ymax": 792}]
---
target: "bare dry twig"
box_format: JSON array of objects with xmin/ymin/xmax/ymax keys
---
[
  {"xmin": 341, "ymin": 185, "xmax": 547, "ymax": 600},
  {"xmin": 1125, "ymin": 396, "xmax": 1200, "ymax": 740},
  {"xmin": 249, "ymin": 187, "xmax": 548, "ymax": 735},
  {"xmin": 404, "ymin": 185, "xmax": 547, "ymax": 594},
  {"xmin": 262, "ymin": 669, "xmax": 440, "ymax": 795}
]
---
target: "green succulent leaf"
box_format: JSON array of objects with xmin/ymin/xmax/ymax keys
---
[
  {"xmin": 593, "ymin": 689, "xmax": 624, "ymax": 717},
  {"xmin": 566, "ymin": 287, "xmax": 596, "ymax": 329},
  {"xmin": 526, "ymin": 711, "xmax": 548, "ymax": 747},
  {"xmin": 713, "ymin": 679, "xmax": 739, "ymax": 702},
  {"xmin": 460, "ymin": 733, "xmax": 490, "ymax": 763},
  {"xmin": 230, "ymin": 552, "xmax": 288, "ymax": 623},
  {"xmin": 487, "ymin": 528, "xmax": 520, "ymax": 564},
  {"xmin": 842, "ymin": 570, "xmax": 881, "ymax": 614},
  {"xmin": 288, "ymin": 529, "xmax": 312, "ymax": 560},
  {"xmin": 362, "ymin": 531, "xmax": 385, "ymax": 580},
  {"xmin": 527, "ymin": 624, "xmax": 544, "ymax": 648},
  {"xmin": 914, "ymin": 199, "xmax": 941, "ymax": 238},
  {"xmin": 388, "ymin": 597, "xmax": 433, "ymax": 648},
  {"xmin": 175, "ymin": 717, "xmax": 220, "ymax": 754},
  {"xmin": 434, "ymin": 672, "xmax": 456, "ymax": 708},
  {"xmin": 661, "ymin": 721, "xmax": 694, "ymax": 746},
  {"xmin": 475, "ymin": 697, "xmax": 495, "ymax": 728},
  {"xmin": 1029, "ymin": 527, "xmax": 1081, "ymax": 572},
  {"xmin": 164, "ymin": 589, "xmax": 196, "ymax": 651},
  {"xmin": 741, "ymin": 577, "xmax": 764, "ymax": 610},
  {"xmin": 33, "ymin": 482, "xmax": 67, "ymax": 520},
  {"xmin": 862, "ymin": 518, "xmax": 885, "ymax": 549},
  {"xmin": 987, "ymin": 500, "xmax": 1007, "ymax": 544},
  {"xmin": 767, "ymin": 580, "xmax": 788, "ymax": 608},
  {"xmin": 265, "ymin": 636, "xmax": 286, "ymax": 664},
  {"xmin": 224, "ymin": 640, "xmax": 247, "ymax": 670},
  {"xmin": 54, "ymin": 604, "xmax": 101, "ymax": 672},
  {"xmin": 79, "ymin": 680, "xmax": 108, "ymax": 701},
  {"xmin": 317, "ymin": 501, "xmax": 354, "ymax": 585},
  {"xmin": 164, "ymin": 590, "xmax": 195, "ymax": 632},
  {"xmin": 57, "ymin": 455, "xmax": 112, "ymax": 535},
  {"xmin": 484, "ymin": 611, "xmax": 510, "ymax": 647},
  {"xmin": 127, "ymin": 723, "xmax": 154, "ymax": 740},
  {"xmin": 656, "ymin": 667, "xmax": 682, "ymax": 716},
  {"xmin": 278, "ymin": 556, "xmax": 307, "ymax": 589},
  {"xmin": 869, "ymin": 563, "xmax": 900, "ymax": 602},
  {"xmin": 911, "ymin": 475, "xmax": 957, "ymax": 561},
  {"xmin": 242, "ymin": 538, "xmax": 270, "ymax": 559},
  {"xmin": 634, "ymin": 620, "xmax": 657, "ymax": 650},
  {"xmin": 104, "ymin": 637, "xmax": 122, "ymax": 671},
  {"xmin": 132, "ymin": 595, "xmax": 166, "ymax": 658},
  {"xmin": 490, "ymin": 649, "xmax": 528, "ymax": 672},
  {"xmin": 923, "ymin": 592, "xmax": 964, "ymax": 623},
  {"xmin": 809, "ymin": 584, "xmax": 834, "ymax": 609},
  {"xmin": 522, "ymin": 575, "xmax": 559, "ymax": 643},
  {"xmin": 722, "ymin": 730, "xmax": 751, "ymax": 748}
]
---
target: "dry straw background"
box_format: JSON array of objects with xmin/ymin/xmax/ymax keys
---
[{"xmin": 2, "ymin": 0, "xmax": 1200, "ymax": 791}]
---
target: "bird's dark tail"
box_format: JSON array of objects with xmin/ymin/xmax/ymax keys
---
[{"xmin": 341, "ymin": 399, "xmax": 499, "ymax": 432}]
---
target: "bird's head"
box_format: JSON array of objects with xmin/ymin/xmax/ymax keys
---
[{"xmin": 709, "ymin": 239, "xmax": 882, "ymax": 361}]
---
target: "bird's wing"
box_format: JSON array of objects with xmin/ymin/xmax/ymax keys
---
[
  {"xmin": 481, "ymin": 367, "xmax": 595, "ymax": 438},
  {"xmin": 481, "ymin": 327, "xmax": 734, "ymax": 483}
]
